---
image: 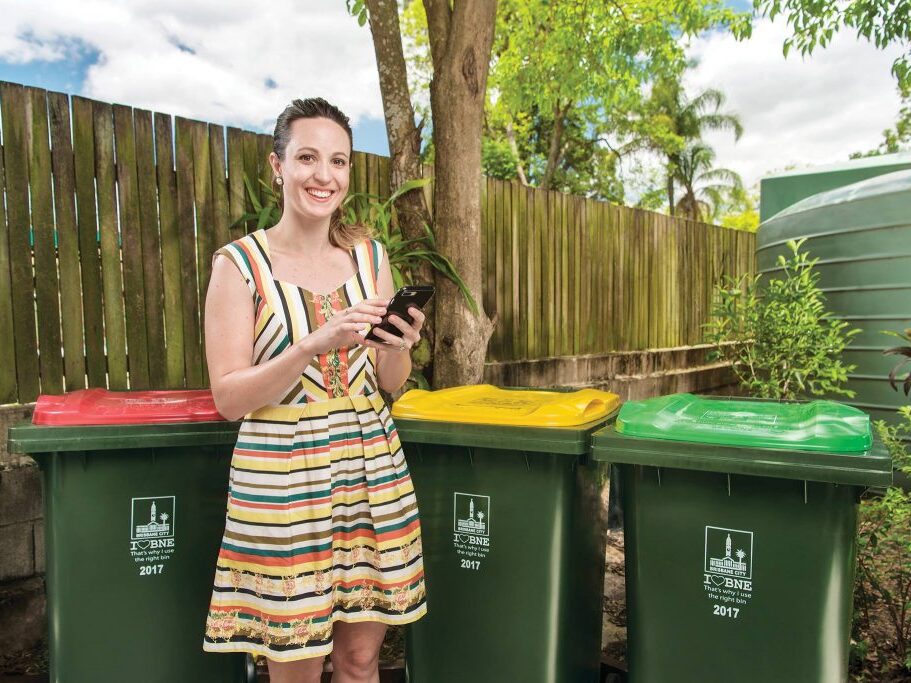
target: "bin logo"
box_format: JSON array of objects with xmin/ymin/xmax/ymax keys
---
[
  {"xmin": 131, "ymin": 496, "xmax": 175, "ymax": 540},
  {"xmin": 704, "ymin": 526, "xmax": 752, "ymax": 579},
  {"xmin": 454, "ymin": 493, "xmax": 490, "ymax": 536}
]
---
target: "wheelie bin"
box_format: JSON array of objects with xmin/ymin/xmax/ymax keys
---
[
  {"xmin": 391, "ymin": 384, "xmax": 621, "ymax": 683},
  {"xmin": 7, "ymin": 389, "xmax": 254, "ymax": 683},
  {"xmin": 591, "ymin": 393, "xmax": 893, "ymax": 683}
]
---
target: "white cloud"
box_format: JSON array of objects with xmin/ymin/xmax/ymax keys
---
[
  {"xmin": 0, "ymin": 0, "xmax": 384, "ymax": 132},
  {"xmin": 685, "ymin": 17, "xmax": 905, "ymax": 189}
]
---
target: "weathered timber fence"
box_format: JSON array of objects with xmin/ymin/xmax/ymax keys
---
[
  {"xmin": 0, "ymin": 82, "xmax": 755, "ymax": 404},
  {"xmin": 482, "ymin": 180, "xmax": 755, "ymax": 362}
]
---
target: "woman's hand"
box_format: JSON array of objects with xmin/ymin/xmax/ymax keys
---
[
  {"xmin": 298, "ymin": 298, "xmax": 388, "ymax": 356},
  {"xmin": 371, "ymin": 306, "xmax": 426, "ymax": 352}
]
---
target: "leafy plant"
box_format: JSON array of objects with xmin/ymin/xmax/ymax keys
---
[
  {"xmin": 884, "ymin": 328, "xmax": 911, "ymax": 397},
  {"xmin": 342, "ymin": 178, "xmax": 478, "ymax": 315},
  {"xmin": 234, "ymin": 176, "xmax": 282, "ymax": 230},
  {"xmin": 853, "ymin": 410, "xmax": 911, "ymax": 678},
  {"xmin": 704, "ymin": 238, "xmax": 860, "ymax": 399}
]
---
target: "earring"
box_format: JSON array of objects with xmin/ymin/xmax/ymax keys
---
[{"xmin": 275, "ymin": 176, "xmax": 283, "ymax": 186}]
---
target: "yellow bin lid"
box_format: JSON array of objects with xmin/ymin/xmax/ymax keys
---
[{"xmin": 391, "ymin": 385, "xmax": 621, "ymax": 427}]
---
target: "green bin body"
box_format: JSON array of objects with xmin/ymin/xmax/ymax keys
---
[
  {"xmin": 396, "ymin": 412, "xmax": 616, "ymax": 682},
  {"xmin": 8, "ymin": 419, "xmax": 252, "ymax": 683},
  {"xmin": 591, "ymin": 394, "xmax": 892, "ymax": 683}
]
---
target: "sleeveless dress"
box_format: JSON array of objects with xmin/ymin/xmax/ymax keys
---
[{"xmin": 202, "ymin": 229, "xmax": 427, "ymax": 662}]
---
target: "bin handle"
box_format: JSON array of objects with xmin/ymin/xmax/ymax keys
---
[{"xmin": 568, "ymin": 394, "xmax": 607, "ymax": 419}]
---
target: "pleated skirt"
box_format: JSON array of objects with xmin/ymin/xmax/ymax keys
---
[{"xmin": 203, "ymin": 392, "xmax": 427, "ymax": 661}]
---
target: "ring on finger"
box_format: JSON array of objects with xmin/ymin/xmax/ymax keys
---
[{"xmin": 398, "ymin": 339, "xmax": 407, "ymax": 352}]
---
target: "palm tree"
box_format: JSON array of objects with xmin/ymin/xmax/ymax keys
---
[
  {"xmin": 625, "ymin": 76, "xmax": 743, "ymax": 215},
  {"xmin": 673, "ymin": 142, "xmax": 743, "ymax": 222}
]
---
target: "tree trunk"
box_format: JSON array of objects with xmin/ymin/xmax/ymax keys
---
[
  {"xmin": 365, "ymin": 0, "xmax": 436, "ymax": 381},
  {"xmin": 666, "ymin": 156, "xmax": 676, "ymax": 216},
  {"xmin": 505, "ymin": 121, "xmax": 529, "ymax": 186},
  {"xmin": 541, "ymin": 101, "xmax": 570, "ymax": 190},
  {"xmin": 365, "ymin": 0, "xmax": 432, "ymax": 246},
  {"xmin": 425, "ymin": 0, "xmax": 497, "ymax": 387}
]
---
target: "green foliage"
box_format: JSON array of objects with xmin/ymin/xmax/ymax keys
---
[
  {"xmin": 672, "ymin": 142, "xmax": 744, "ymax": 221},
  {"xmin": 342, "ymin": 178, "xmax": 479, "ymax": 315},
  {"xmin": 488, "ymin": 0, "xmax": 750, "ymax": 191},
  {"xmin": 233, "ymin": 176, "xmax": 281, "ymax": 230},
  {"xmin": 621, "ymin": 78, "xmax": 745, "ymax": 214},
  {"xmin": 400, "ymin": 0, "xmax": 751, "ymax": 198},
  {"xmin": 718, "ymin": 184, "xmax": 760, "ymax": 232},
  {"xmin": 755, "ymin": 0, "xmax": 911, "ymax": 96},
  {"xmin": 481, "ymin": 137, "xmax": 519, "ymax": 181},
  {"xmin": 884, "ymin": 328, "xmax": 911, "ymax": 397},
  {"xmin": 853, "ymin": 411, "xmax": 911, "ymax": 678},
  {"xmin": 344, "ymin": 0, "xmax": 368, "ymax": 27},
  {"xmin": 704, "ymin": 239, "xmax": 860, "ymax": 399}
]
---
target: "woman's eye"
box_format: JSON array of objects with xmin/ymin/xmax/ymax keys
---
[
  {"xmin": 300, "ymin": 154, "xmax": 314, "ymax": 162},
  {"xmin": 333, "ymin": 158, "xmax": 348, "ymax": 167}
]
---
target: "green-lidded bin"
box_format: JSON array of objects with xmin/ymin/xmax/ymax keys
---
[
  {"xmin": 7, "ymin": 389, "xmax": 253, "ymax": 683},
  {"xmin": 391, "ymin": 385, "xmax": 622, "ymax": 683},
  {"xmin": 591, "ymin": 393, "xmax": 893, "ymax": 683}
]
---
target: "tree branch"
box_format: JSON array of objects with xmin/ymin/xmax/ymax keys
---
[
  {"xmin": 505, "ymin": 121, "xmax": 529, "ymax": 186},
  {"xmin": 423, "ymin": 0, "xmax": 452, "ymax": 71},
  {"xmin": 542, "ymin": 100, "xmax": 572, "ymax": 190}
]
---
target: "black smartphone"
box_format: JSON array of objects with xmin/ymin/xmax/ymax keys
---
[{"xmin": 365, "ymin": 285, "xmax": 435, "ymax": 343}]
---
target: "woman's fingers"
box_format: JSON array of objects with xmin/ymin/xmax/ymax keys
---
[
  {"xmin": 344, "ymin": 312, "xmax": 384, "ymax": 325},
  {"xmin": 387, "ymin": 315, "xmax": 421, "ymax": 341},
  {"xmin": 369, "ymin": 326, "xmax": 398, "ymax": 342},
  {"xmin": 370, "ymin": 327, "xmax": 408, "ymax": 347},
  {"xmin": 407, "ymin": 307, "xmax": 425, "ymax": 326}
]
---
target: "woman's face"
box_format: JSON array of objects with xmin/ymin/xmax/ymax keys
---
[{"xmin": 272, "ymin": 116, "xmax": 351, "ymax": 226}]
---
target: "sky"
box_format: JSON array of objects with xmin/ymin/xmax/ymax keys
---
[{"xmin": 0, "ymin": 0, "xmax": 905, "ymax": 193}]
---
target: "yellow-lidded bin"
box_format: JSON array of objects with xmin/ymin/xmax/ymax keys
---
[
  {"xmin": 392, "ymin": 384, "xmax": 620, "ymax": 427},
  {"xmin": 393, "ymin": 385, "xmax": 620, "ymax": 682}
]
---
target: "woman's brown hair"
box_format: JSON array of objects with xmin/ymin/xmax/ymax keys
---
[{"xmin": 272, "ymin": 98, "xmax": 371, "ymax": 249}]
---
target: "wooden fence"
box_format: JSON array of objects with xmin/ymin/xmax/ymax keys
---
[
  {"xmin": 482, "ymin": 181, "xmax": 756, "ymax": 361},
  {"xmin": 0, "ymin": 82, "xmax": 755, "ymax": 404}
]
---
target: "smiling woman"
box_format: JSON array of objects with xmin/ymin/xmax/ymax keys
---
[{"xmin": 201, "ymin": 98, "xmax": 428, "ymax": 683}]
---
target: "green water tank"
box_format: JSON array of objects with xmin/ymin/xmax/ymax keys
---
[
  {"xmin": 757, "ymin": 170, "xmax": 911, "ymax": 428},
  {"xmin": 760, "ymin": 152, "xmax": 911, "ymax": 221}
]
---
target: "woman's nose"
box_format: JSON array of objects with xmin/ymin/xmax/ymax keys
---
[{"xmin": 313, "ymin": 160, "xmax": 332, "ymax": 183}]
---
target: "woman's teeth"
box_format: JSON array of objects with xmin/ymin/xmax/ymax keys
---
[{"xmin": 307, "ymin": 189, "xmax": 333, "ymax": 199}]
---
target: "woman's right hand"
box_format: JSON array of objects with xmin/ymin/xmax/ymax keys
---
[{"xmin": 298, "ymin": 298, "xmax": 389, "ymax": 357}]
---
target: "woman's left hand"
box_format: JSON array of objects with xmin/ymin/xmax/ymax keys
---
[{"xmin": 372, "ymin": 306, "xmax": 425, "ymax": 352}]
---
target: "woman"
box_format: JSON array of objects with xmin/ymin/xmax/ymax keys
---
[{"xmin": 202, "ymin": 97, "xmax": 427, "ymax": 683}]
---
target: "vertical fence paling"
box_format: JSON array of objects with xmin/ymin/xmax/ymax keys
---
[{"xmin": 0, "ymin": 83, "xmax": 755, "ymax": 402}]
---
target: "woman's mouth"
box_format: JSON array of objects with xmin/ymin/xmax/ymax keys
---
[{"xmin": 306, "ymin": 188, "xmax": 334, "ymax": 201}]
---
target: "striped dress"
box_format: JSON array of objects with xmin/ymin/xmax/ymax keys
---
[{"xmin": 203, "ymin": 229, "xmax": 427, "ymax": 662}]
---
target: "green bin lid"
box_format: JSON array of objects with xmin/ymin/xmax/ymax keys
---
[
  {"xmin": 592, "ymin": 394, "xmax": 892, "ymax": 487},
  {"xmin": 616, "ymin": 393, "xmax": 871, "ymax": 452}
]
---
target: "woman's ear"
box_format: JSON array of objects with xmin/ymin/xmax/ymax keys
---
[{"xmin": 268, "ymin": 151, "xmax": 282, "ymax": 180}]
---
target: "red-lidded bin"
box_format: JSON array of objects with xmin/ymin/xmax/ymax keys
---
[{"xmin": 8, "ymin": 389, "xmax": 253, "ymax": 683}]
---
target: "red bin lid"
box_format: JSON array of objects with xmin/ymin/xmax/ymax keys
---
[{"xmin": 32, "ymin": 389, "xmax": 225, "ymax": 425}]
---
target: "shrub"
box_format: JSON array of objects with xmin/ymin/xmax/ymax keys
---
[
  {"xmin": 852, "ymin": 409, "xmax": 911, "ymax": 679},
  {"xmin": 704, "ymin": 238, "xmax": 860, "ymax": 400}
]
